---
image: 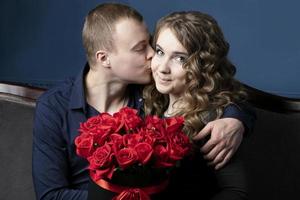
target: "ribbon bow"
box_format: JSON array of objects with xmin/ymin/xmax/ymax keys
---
[{"xmin": 95, "ymin": 178, "xmax": 169, "ymax": 200}]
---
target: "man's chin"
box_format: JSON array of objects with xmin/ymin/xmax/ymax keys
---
[
  {"xmin": 136, "ymin": 79, "xmax": 151, "ymax": 85},
  {"xmin": 134, "ymin": 75, "xmax": 152, "ymax": 84},
  {"xmin": 124, "ymin": 73, "xmax": 152, "ymax": 85},
  {"xmin": 126, "ymin": 78, "xmax": 150, "ymax": 85}
]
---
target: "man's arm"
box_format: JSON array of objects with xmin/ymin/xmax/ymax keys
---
[
  {"xmin": 32, "ymin": 101, "xmax": 88, "ymax": 200},
  {"xmin": 193, "ymin": 103, "xmax": 256, "ymax": 169}
]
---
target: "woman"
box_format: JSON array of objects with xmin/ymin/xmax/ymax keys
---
[{"xmin": 143, "ymin": 11, "xmax": 248, "ymax": 199}]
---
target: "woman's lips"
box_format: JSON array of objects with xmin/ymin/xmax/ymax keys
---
[{"xmin": 156, "ymin": 74, "xmax": 171, "ymax": 85}]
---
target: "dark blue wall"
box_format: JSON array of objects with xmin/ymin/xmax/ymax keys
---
[
  {"xmin": 0, "ymin": 0, "xmax": 127, "ymax": 87},
  {"xmin": 1, "ymin": 0, "xmax": 299, "ymax": 97}
]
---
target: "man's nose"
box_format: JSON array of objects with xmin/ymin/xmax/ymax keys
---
[{"xmin": 146, "ymin": 45, "xmax": 154, "ymax": 60}]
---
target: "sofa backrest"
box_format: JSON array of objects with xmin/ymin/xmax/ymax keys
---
[{"xmin": 242, "ymin": 84, "xmax": 300, "ymax": 200}]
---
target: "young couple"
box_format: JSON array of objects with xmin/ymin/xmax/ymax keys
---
[{"xmin": 32, "ymin": 3, "xmax": 254, "ymax": 200}]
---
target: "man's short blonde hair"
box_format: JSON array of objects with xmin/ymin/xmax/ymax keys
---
[{"xmin": 82, "ymin": 3, "xmax": 143, "ymax": 65}]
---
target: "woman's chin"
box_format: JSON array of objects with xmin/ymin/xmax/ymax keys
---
[{"xmin": 155, "ymin": 85, "xmax": 170, "ymax": 95}]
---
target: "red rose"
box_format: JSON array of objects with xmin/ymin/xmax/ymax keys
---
[
  {"xmin": 140, "ymin": 130, "xmax": 155, "ymax": 146},
  {"xmin": 88, "ymin": 144, "xmax": 113, "ymax": 170},
  {"xmin": 123, "ymin": 133, "xmax": 143, "ymax": 148},
  {"xmin": 114, "ymin": 107, "xmax": 142, "ymax": 131},
  {"xmin": 90, "ymin": 167, "xmax": 115, "ymax": 181},
  {"xmin": 134, "ymin": 142, "xmax": 153, "ymax": 165},
  {"xmin": 97, "ymin": 113, "xmax": 119, "ymax": 133},
  {"xmin": 109, "ymin": 133, "xmax": 124, "ymax": 153},
  {"xmin": 143, "ymin": 135, "xmax": 155, "ymax": 146},
  {"xmin": 169, "ymin": 143, "xmax": 189, "ymax": 161},
  {"xmin": 144, "ymin": 128, "xmax": 167, "ymax": 145},
  {"xmin": 86, "ymin": 113, "xmax": 120, "ymax": 147},
  {"xmin": 144, "ymin": 116, "xmax": 166, "ymax": 142},
  {"xmin": 145, "ymin": 115, "xmax": 165, "ymax": 131},
  {"xmin": 79, "ymin": 115, "xmax": 101, "ymax": 133},
  {"xmin": 116, "ymin": 148, "xmax": 138, "ymax": 169},
  {"xmin": 75, "ymin": 133, "xmax": 94, "ymax": 158},
  {"xmin": 164, "ymin": 116, "xmax": 184, "ymax": 133},
  {"xmin": 168, "ymin": 132, "xmax": 191, "ymax": 160},
  {"xmin": 90, "ymin": 130, "xmax": 111, "ymax": 148},
  {"xmin": 153, "ymin": 144, "xmax": 174, "ymax": 168}
]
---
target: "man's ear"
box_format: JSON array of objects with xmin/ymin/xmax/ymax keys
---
[{"xmin": 95, "ymin": 50, "xmax": 110, "ymax": 67}]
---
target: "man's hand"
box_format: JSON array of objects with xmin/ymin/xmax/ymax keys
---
[{"xmin": 193, "ymin": 118, "xmax": 244, "ymax": 170}]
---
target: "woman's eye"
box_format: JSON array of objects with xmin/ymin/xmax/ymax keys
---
[
  {"xmin": 175, "ymin": 56, "xmax": 186, "ymax": 63},
  {"xmin": 156, "ymin": 48, "xmax": 164, "ymax": 56}
]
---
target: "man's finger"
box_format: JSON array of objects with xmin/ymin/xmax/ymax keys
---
[
  {"xmin": 215, "ymin": 149, "xmax": 233, "ymax": 170},
  {"xmin": 193, "ymin": 122, "xmax": 213, "ymax": 141},
  {"xmin": 208, "ymin": 148, "xmax": 228, "ymax": 166},
  {"xmin": 203, "ymin": 141, "xmax": 226, "ymax": 160},
  {"xmin": 200, "ymin": 137, "xmax": 219, "ymax": 154}
]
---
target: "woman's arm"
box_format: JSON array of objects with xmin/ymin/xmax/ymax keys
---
[{"xmin": 211, "ymin": 145, "xmax": 248, "ymax": 200}]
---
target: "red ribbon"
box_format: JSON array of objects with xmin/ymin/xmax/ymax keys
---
[
  {"xmin": 113, "ymin": 188, "xmax": 150, "ymax": 200},
  {"xmin": 95, "ymin": 178, "xmax": 169, "ymax": 200}
]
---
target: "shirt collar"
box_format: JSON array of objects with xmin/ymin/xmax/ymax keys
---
[{"xmin": 69, "ymin": 63, "xmax": 89, "ymax": 112}]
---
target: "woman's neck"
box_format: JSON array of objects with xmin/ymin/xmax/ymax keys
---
[{"xmin": 164, "ymin": 95, "xmax": 181, "ymax": 117}]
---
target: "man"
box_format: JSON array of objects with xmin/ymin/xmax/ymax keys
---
[{"xmin": 32, "ymin": 3, "xmax": 254, "ymax": 200}]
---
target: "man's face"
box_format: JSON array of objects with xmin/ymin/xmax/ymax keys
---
[{"xmin": 108, "ymin": 18, "xmax": 154, "ymax": 84}]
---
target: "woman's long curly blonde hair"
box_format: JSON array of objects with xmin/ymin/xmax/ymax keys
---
[{"xmin": 143, "ymin": 11, "xmax": 247, "ymax": 138}]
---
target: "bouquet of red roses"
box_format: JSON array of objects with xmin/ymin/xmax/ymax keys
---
[{"xmin": 75, "ymin": 107, "xmax": 191, "ymax": 183}]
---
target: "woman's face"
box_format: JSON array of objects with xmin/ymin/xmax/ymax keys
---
[{"xmin": 151, "ymin": 28, "xmax": 188, "ymax": 98}]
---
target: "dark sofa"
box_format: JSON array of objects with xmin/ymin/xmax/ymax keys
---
[
  {"xmin": 0, "ymin": 82, "xmax": 299, "ymax": 200},
  {"xmin": 242, "ymin": 84, "xmax": 300, "ymax": 200},
  {"xmin": 0, "ymin": 83, "xmax": 44, "ymax": 200}
]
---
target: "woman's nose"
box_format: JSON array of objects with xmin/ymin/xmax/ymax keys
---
[{"xmin": 158, "ymin": 58, "xmax": 170, "ymax": 74}]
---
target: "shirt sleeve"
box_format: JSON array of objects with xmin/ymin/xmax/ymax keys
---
[
  {"xmin": 211, "ymin": 146, "xmax": 248, "ymax": 200},
  {"xmin": 222, "ymin": 103, "xmax": 257, "ymax": 135},
  {"xmin": 32, "ymin": 100, "xmax": 88, "ymax": 200}
]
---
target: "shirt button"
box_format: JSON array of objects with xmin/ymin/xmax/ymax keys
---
[{"xmin": 138, "ymin": 98, "xmax": 143, "ymax": 102}]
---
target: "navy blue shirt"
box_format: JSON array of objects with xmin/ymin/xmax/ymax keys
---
[{"xmin": 32, "ymin": 64, "xmax": 254, "ymax": 200}]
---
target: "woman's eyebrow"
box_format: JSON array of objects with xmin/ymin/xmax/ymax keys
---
[
  {"xmin": 155, "ymin": 44, "xmax": 163, "ymax": 50},
  {"xmin": 156, "ymin": 44, "xmax": 188, "ymax": 56},
  {"xmin": 173, "ymin": 51, "xmax": 188, "ymax": 57}
]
